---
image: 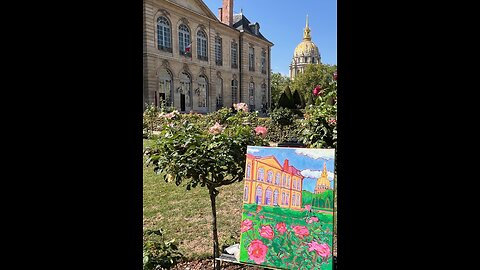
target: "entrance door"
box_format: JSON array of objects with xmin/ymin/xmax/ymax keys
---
[{"xmin": 181, "ymin": 94, "xmax": 186, "ymax": 111}]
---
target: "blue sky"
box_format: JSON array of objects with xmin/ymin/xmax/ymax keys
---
[
  {"xmin": 246, "ymin": 146, "xmax": 335, "ymax": 193},
  {"xmin": 203, "ymin": 0, "xmax": 337, "ymax": 76}
]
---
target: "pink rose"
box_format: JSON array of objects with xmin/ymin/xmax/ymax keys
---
[
  {"xmin": 305, "ymin": 205, "xmax": 312, "ymax": 211},
  {"xmin": 259, "ymin": 225, "xmax": 274, "ymax": 240},
  {"xmin": 259, "ymin": 215, "xmax": 265, "ymax": 219},
  {"xmin": 308, "ymin": 241, "xmax": 331, "ymax": 258},
  {"xmin": 313, "ymin": 85, "xmax": 322, "ymax": 96},
  {"xmin": 233, "ymin": 103, "xmax": 249, "ymax": 112},
  {"xmin": 248, "ymin": 239, "xmax": 268, "ymax": 264},
  {"xmin": 333, "ymin": 71, "xmax": 337, "ymax": 81},
  {"xmin": 208, "ymin": 122, "xmax": 224, "ymax": 135},
  {"xmin": 254, "ymin": 126, "xmax": 268, "ymax": 137},
  {"xmin": 241, "ymin": 219, "xmax": 253, "ymax": 233},
  {"xmin": 275, "ymin": 222, "xmax": 287, "ymax": 234},
  {"xmin": 291, "ymin": 225, "xmax": 309, "ymax": 239},
  {"xmin": 328, "ymin": 119, "xmax": 336, "ymax": 125}
]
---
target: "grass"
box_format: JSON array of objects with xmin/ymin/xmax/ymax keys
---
[{"xmin": 143, "ymin": 139, "xmax": 245, "ymax": 259}]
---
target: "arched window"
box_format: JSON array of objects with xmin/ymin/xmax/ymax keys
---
[
  {"xmin": 248, "ymin": 82, "xmax": 255, "ymax": 111},
  {"xmin": 283, "ymin": 175, "xmax": 286, "ymax": 187},
  {"xmin": 267, "ymin": 170, "xmax": 273, "ymax": 183},
  {"xmin": 293, "ymin": 179, "xmax": 296, "ymax": 190},
  {"xmin": 180, "ymin": 72, "xmax": 192, "ymax": 110},
  {"xmin": 255, "ymin": 186, "xmax": 263, "ymax": 204},
  {"xmin": 216, "ymin": 76, "xmax": 223, "ymax": 109},
  {"xmin": 158, "ymin": 69, "xmax": 173, "ymax": 106},
  {"xmin": 275, "ymin": 173, "xmax": 280, "ymax": 186},
  {"xmin": 273, "ymin": 190, "xmax": 279, "ymax": 205},
  {"xmin": 281, "ymin": 192, "xmax": 285, "ymax": 205},
  {"xmin": 285, "ymin": 192, "xmax": 289, "ymax": 205},
  {"xmin": 197, "ymin": 30, "xmax": 208, "ymax": 61},
  {"xmin": 257, "ymin": 168, "xmax": 264, "ymax": 181},
  {"xmin": 178, "ymin": 24, "xmax": 191, "ymax": 56},
  {"xmin": 244, "ymin": 185, "xmax": 249, "ymax": 201},
  {"xmin": 246, "ymin": 164, "xmax": 251, "ymax": 178},
  {"xmin": 231, "ymin": 79, "xmax": 238, "ymax": 104},
  {"xmin": 215, "ymin": 36, "xmax": 222, "ymax": 66},
  {"xmin": 197, "ymin": 75, "xmax": 208, "ymax": 109},
  {"xmin": 265, "ymin": 188, "xmax": 272, "ymax": 205},
  {"xmin": 292, "ymin": 194, "xmax": 296, "ymax": 206},
  {"xmin": 157, "ymin": 16, "xmax": 171, "ymax": 51}
]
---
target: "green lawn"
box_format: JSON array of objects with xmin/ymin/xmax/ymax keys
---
[{"xmin": 143, "ymin": 139, "xmax": 245, "ymax": 259}]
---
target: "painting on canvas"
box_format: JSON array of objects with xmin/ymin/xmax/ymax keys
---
[{"xmin": 238, "ymin": 146, "xmax": 335, "ymax": 270}]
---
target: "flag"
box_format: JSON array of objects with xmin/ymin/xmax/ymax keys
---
[{"xmin": 185, "ymin": 43, "xmax": 191, "ymax": 54}]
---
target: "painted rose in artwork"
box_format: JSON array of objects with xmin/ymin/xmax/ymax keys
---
[
  {"xmin": 304, "ymin": 204, "xmax": 311, "ymax": 211},
  {"xmin": 307, "ymin": 216, "xmax": 319, "ymax": 224},
  {"xmin": 275, "ymin": 222, "xmax": 287, "ymax": 234},
  {"xmin": 241, "ymin": 219, "xmax": 253, "ymax": 232},
  {"xmin": 307, "ymin": 241, "xmax": 331, "ymax": 258},
  {"xmin": 248, "ymin": 239, "xmax": 268, "ymax": 264},
  {"xmin": 259, "ymin": 225, "xmax": 274, "ymax": 240},
  {"xmin": 291, "ymin": 225, "xmax": 309, "ymax": 239}
]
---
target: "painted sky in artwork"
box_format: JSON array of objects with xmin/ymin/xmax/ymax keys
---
[{"xmin": 247, "ymin": 146, "xmax": 335, "ymax": 193}]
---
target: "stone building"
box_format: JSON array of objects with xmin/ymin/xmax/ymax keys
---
[
  {"xmin": 289, "ymin": 15, "xmax": 321, "ymax": 80},
  {"xmin": 143, "ymin": 0, "xmax": 273, "ymax": 113}
]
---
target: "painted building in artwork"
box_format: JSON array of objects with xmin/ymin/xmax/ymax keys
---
[
  {"xmin": 314, "ymin": 162, "xmax": 332, "ymax": 194},
  {"xmin": 243, "ymin": 154, "xmax": 304, "ymax": 210},
  {"xmin": 143, "ymin": 0, "xmax": 273, "ymax": 114}
]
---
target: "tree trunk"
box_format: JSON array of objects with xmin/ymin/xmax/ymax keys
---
[{"xmin": 208, "ymin": 186, "xmax": 221, "ymax": 270}]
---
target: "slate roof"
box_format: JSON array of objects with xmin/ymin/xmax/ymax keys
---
[{"xmin": 232, "ymin": 13, "xmax": 273, "ymax": 44}]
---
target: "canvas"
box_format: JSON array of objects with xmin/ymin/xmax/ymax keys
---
[{"xmin": 238, "ymin": 146, "xmax": 335, "ymax": 270}]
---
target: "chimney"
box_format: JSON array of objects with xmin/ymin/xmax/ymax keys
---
[
  {"xmin": 283, "ymin": 159, "xmax": 289, "ymax": 171},
  {"xmin": 221, "ymin": 0, "xmax": 233, "ymax": 26},
  {"xmin": 218, "ymin": 8, "xmax": 222, "ymax": 21}
]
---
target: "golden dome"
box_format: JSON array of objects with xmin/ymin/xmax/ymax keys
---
[
  {"xmin": 293, "ymin": 15, "xmax": 320, "ymax": 58},
  {"xmin": 315, "ymin": 162, "xmax": 331, "ymax": 189}
]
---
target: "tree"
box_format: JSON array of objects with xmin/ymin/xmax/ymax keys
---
[
  {"xmin": 291, "ymin": 63, "xmax": 337, "ymax": 103},
  {"xmin": 270, "ymin": 72, "xmax": 291, "ymax": 108},
  {"xmin": 277, "ymin": 85, "xmax": 295, "ymax": 109},
  {"xmin": 292, "ymin": 89, "xmax": 304, "ymax": 109},
  {"xmin": 144, "ymin": 106, "xmax": 269, "ymax": 270}
]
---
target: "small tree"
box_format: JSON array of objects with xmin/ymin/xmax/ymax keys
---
[{"xmin": 144, "ymin": 105, "xmax": 268, "ymax": 270}]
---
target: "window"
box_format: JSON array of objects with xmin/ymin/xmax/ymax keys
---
[
  {"xmin": 261, "ymin": 49, "xmax": 266, "ymax": 74},
  {"xmin": 249, "ymin": 46, "xmax": 255, "ymax": 71},
  {"xmin": 255, "ymin": 186, "xmax": 263, "ymax": 204},
  {"xmin": 180, "ymin": 72, "xmax": 192, "ymax": 110},
  {"xmin": 158, "ymin": 69, "xmax": 172, "ymax": 106},
  {"xmin": 265, "ymin": 188, "xmax": 272, "ymax": 205},
  {"xmin": 157, "ymin": 16, "xmax": 171, "ymax": 52},
  {"xmin": 261, "ymin": 83, "xmax": 267, "ymax": 113},
  {"xmin": 292, "ymin": 194, "xmax": 296, "ymax": 206},
  {"xmin": 248, "ymin": 82, "xmax": 255, "ymax": 111},
  {"xmin": 244, "ymin": 185, "xmax": 248, "ymax": 201},
  {"xmin": 216, "ymin": 77, "xmax": 223, "ymax": 109},
  {"xmin": 257, "ymin": 168, "xmax": 264, "ymax": 181},
  {"xmin": 231, "ymin": 79, "xmax": 238, "ymax": 104},
  {"xmin": 283, "ymin": 175, "xmax": 286, "ymax": 187},
  {"xmin": 178, "ymin": 24, "xmax": 191, "ymax": 56},
  {"xmin": 197, "ymin": 75, "xmax": 208, "ymax": 108},
  {"xmin": 273, "ymin": 190, "xmax": 279, "ymax": 205},
  {"xmin": 197, "ymin": 30, "xmax": 208, "ymax": 61},
  {"xmin": 246, "ymin": 164, "xmax": 251, "ymax": 178},
  {"xmin": 267, "ymin": 170, "xmax": 273, "ymax": 183},
  {"xmin": 215, "ymin": 36, "xmax": 222, "ymax": 66},
  {"xmin": 275, "ymin": 173, "xmax": 280, "ymax": 185},
  {"xmin": 231, "ymin": 41, "xmax": 238, "ymax": 68}
]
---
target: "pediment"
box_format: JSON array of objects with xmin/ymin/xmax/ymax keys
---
[{"xmin": 166, "ymin": 0, "xmax": 219, "ymax": 21}]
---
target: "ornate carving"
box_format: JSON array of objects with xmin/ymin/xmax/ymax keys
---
[
  {"xmin": 197, "ymin": 24, "xmax": 206, "ymax": 31},
  {"xmin": 158, "ymin": 9, "xmax": 170, "ymax": 17},
  {"xmin": 161, "ymin": 59, "xmax": 169, "ymax": 69},
  {"xmin": 232, "ymin": 74, "xmax": 237, "ymax": 80},
  {"xmin": 200, "ymin": 67, "xmax": 206, "ymax": 76},
  {"xmin": 183, "ymin": 63, "xmax": 190, "ymax": 74},
  {"xmin": 216, "ymin": 71, "xmax": 222, "ymax": 78},
  {"xmin": 250, "ymin": 76, "xmax": 254, "ymax": 82},
  {"xmin": 179, "ymin": 17, "xmax": 189, "ymax": 25}
]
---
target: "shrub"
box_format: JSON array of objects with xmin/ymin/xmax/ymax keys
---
[{"xmin": 143, "ymin": 229, "xmax": 183, "ymax": 270}]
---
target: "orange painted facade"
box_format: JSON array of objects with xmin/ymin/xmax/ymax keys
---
[{"xmin": 243, "ymin": 154, "xmax": 304, "ymax": 210}]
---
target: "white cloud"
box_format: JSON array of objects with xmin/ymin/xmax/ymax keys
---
[
  {"xmin": 247, "ymin": 148, "xmax": 260, "ymax": 153},
  {"xmin": 295, "ymin": 149, "xmax": 335, "ymax": 160},
  {"xmin": 301, "ymin": 169, "xmax": 335, "ymax": 181}
]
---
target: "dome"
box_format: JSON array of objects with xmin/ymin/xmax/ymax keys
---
[
  {"xmin": 294, "ymin": 40, "xmax": 319, "ymax": 57},
  {"xmin": 293, "ymin": 15, "xmax": 320, "ymax": 59}
]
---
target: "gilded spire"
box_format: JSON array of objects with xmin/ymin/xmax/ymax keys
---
[
  {"xmin": 321, "ymin": 162, "xmax": 327, "ymax": 178},
  {"xmin": 303, "ymin": 15, "xmax": 311, "ymax": 40}
]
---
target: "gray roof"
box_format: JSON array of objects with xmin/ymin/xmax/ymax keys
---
[{"xmin": 232, "ymin": 13, "xmax": 273, "ymax": 45}]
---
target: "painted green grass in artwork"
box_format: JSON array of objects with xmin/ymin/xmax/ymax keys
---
[{"xmin": 239, "ymin": 204, "xmax": 333, "ymax": 270}]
